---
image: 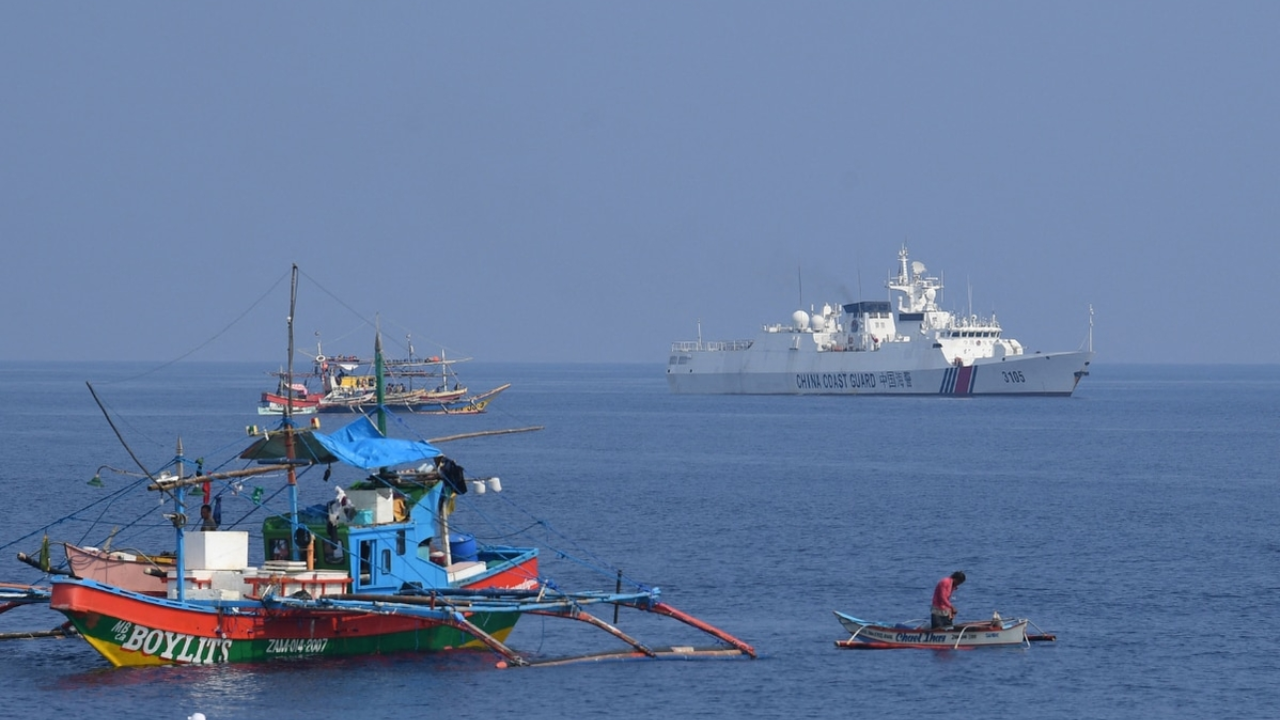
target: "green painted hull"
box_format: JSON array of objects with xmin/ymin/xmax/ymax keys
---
[{"xmin": 55, "ymin": 581, "xmax": 521, "ymax": 667}]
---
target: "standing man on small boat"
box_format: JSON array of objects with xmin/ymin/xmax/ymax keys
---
[{"xmin": 931, "ymin": 571, "xmax": 965, "ymax": 628}]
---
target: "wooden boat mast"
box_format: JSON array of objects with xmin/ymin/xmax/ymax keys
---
[
  {"xmin": 374, "ymin": 317, "xmax": 387, "ymax": 436},
  {"xmin": 174, "ymin": 437, "xmax": 187, "ymax": 603},
  {"xmin": 284, "ymin": 265, "xmax": 302, "ymax": 561}
]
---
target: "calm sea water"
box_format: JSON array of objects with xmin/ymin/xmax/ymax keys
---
[{"xmin": 1, "ymin": 361, "xmax": 1277, "ymax": 720}]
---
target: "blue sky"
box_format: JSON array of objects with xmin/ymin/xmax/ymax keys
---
[{"xmin": 2, "ymin": 3, "xmax": 1276, "ymax": 364}]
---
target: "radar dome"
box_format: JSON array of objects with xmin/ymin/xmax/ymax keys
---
[
  {"xmin": 912, "ymin": 260, "xmax": 926, "ymax": 276},
  {"xmin": 925, "ymin": 288, "xmax": 936, "ymax": 302},
  {"xmin": 792, "ymin": 310, "xmax": 809, "ymax": 330}
]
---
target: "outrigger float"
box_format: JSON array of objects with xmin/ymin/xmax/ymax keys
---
[
  {"xmin": 833, "ymin": 611, "xmax": 1055, "ymax": 650},
  {"xmin": 1, "ymin": 583, "xmax": 52, "ymax": 615},
  {"xmin": 0, "ymin": 583, "xmax": 72, "ymax": 641},
  {"xmin": 27, "ymin": 266, "xmax": 757, "ymax": 668}
]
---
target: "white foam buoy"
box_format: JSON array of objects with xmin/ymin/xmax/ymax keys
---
[
  {"xmin": 487, "ymin": 477, "xmax": 502, "ymax": 493},
  {"xmin": 470, "ymin": 480, "xmax": 486, "ymax": 494}
]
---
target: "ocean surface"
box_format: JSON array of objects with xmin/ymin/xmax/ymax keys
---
[{"xmin": 1, "ymin": 361, "xmax": 1277, "ymax": 720}]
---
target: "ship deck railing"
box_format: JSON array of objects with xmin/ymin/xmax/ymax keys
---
[{"xmin": 671, "ymin": 340, "xmax": 753, "ymax": 353}]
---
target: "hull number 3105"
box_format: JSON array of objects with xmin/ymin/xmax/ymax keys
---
[{"xmin": 1001, "ymin": 371, "xmax": 1026, "ymax": 383}]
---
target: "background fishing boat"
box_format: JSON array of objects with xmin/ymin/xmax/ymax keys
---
[{"xmin": 259, "ymin": 344, "xmax": 509, "ymax": 416}]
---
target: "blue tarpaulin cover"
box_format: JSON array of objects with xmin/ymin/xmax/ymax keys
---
[{"xmin": 312, "ymin": 416, "xmax": 441, "ymax": 470}]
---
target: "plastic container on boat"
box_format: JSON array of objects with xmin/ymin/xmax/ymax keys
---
[
  {"xmin": 449, "ymin": 533, "xmax": 478, "ymax": 562},
  {"xmin": 185, "ymin": 531, "xmax": 249, "ymax": 570}
]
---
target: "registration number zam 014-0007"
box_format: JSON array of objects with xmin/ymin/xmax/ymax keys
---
[
  {"xmin": 1001, "ymin": 370, "xmax": 1026, "ymax": 383},
  {"xmin": 267, "ymin": 637, "xmax": 330, "ymax": 654}
]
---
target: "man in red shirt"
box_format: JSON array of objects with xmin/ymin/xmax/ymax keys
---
[{"xmin": 931, "ymin": 571, "xmax": 966, "ymax": 628}]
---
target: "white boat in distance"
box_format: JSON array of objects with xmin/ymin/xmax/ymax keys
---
[{"xmin": 667, "ymin": 248, "xmax": 1093, "ymax": 396}]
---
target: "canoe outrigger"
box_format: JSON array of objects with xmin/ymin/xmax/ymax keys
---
[
  {"xmin": 0, "ymin": 583, "xmax": 75, "ymax": 641},
  {"xmin": 40, "ymin": 266, "xmax": 757, "ymax": 668},
  {"xmin": 833, "ymin": 610, "xmax": 1055, "ymax": 650},
  {"xmin": 1, "ymin": 582, "xmax": 52, "ymax": 615}
]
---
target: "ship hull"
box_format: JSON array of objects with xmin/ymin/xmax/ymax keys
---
[
  {"xmin": 668, "ymin": 347, "xmax": 1094, "ymax": 396},
  {"xmin": 51, "ymin": 579, "xmax": 522, "ymax": 667}
]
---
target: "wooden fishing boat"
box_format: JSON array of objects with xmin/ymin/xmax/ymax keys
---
[
  {"xmin": 47, "ymin": 266, "xmax": 756, "ymax": 668},
  {"xmin": 833, "ymin": 610, "xmax": 1054, "ymax": 649},
  {"xmin": 259, "ymin": 339, "xmax": 507, "ymax": 417},
  {"xmin": 257, "ymin": 380, "xmax": 321, "ymax": 415}
]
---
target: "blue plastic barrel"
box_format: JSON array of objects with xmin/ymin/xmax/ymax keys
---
[{"xmin": 448, "ymin": 533, "xmax": 478, "ymax": 562}]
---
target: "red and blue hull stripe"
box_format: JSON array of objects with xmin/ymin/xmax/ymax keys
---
[{"xmin": 940, "ymin": 366, "xmax": 975, "ymax": 395}]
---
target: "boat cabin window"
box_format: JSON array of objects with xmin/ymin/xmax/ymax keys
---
[
  {"xmin": 396, "ymin": 530, "xmax": 406, "ymax": 556},
  {"xmin": 380, "ymin": 548, "xmax": 392, "ymax": 573},
  {"xmin": 270, "ymin": 538, "xmax": 290, "ymax": 561},
  {"xmin": 359, "ymin": 541, "xmax": 373, "ymax": 583}
]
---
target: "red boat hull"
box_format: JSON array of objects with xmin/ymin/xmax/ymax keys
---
[{"xmin": 51, "ymin": 555, "xmax": 538, "ymax": 667}]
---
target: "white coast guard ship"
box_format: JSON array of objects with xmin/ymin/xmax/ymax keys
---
[{"xmin": 667, "ymin": 248, "xmax": 1093, "ymax": 396}]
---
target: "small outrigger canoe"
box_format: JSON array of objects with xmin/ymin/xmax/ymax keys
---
[{"xmin": 833, "ymin": 611, "xmax": 1055, "ymax": 650}]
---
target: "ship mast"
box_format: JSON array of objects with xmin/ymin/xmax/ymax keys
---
[
  {"xmin": 375, "ymin": 317, "xmax": 387, "ymax": 437},
  {"xmin": 284, "ymin": 265, "xmax": 302, "ymax": 561},
  {"xmin": 175, "ymin": 437, "xmax": 187, "ymax": 603},
  {"xmin": 1088, "ymin": 304, "xmax": 1094, "ymax": 353}
]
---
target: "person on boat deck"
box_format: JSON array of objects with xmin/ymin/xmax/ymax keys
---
[
  {"xmin": 931, "ymin": 571, "xmax": 965, "ymax": 628},
  {"xmin": 199, "ymin": 504, "xmax": 218, "ymax": 532}
]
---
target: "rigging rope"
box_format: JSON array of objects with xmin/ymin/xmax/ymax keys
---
[{"xmin": 90, "ymin": 268, "xmax": 291, "ymax": 386}]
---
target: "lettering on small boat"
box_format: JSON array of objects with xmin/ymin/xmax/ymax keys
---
[
  {"xmin": 266, "ymin": 638, "xmax": 329, "ymax": 654},
  {"xmin": 113, "ymin": 620, "xmax": 231, "ymax": 664},
  {"xmin": 892, "ymin": 631, "xmax": 951, "ymax": 644}
]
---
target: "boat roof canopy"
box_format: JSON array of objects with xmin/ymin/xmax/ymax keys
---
[
  {"xmin": 240, "ymin": 429, "xmax": 336, "ymax": 465},
  {"xmin": 240, "ymin": 416, "xmax": 442, "ymax": 470},
  {"xmin": 314, "ymin": 416, "xmax": 442, "ymax": 470}
]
